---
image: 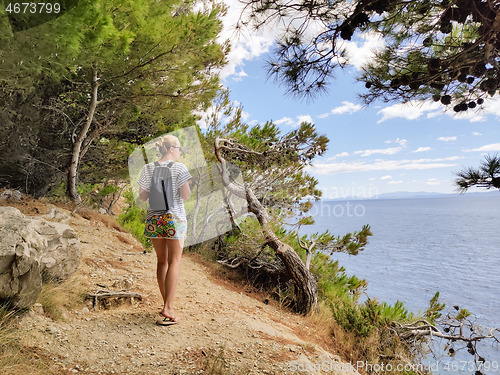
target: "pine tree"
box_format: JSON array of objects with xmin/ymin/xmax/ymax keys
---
[
  {"xmin": 238, "ymin": 0, "xmax": 500, "ymax": 108},
  {"xmin": 455, "ymin": 154, "xmax": 500, "ymax": 192},
  {"xmin": 204, "ymin": 96, "xmax": 328, "ymax": 313},
  {"xmin": 0, "ymin": 0, "xmax": 227, "ymax": 200}
]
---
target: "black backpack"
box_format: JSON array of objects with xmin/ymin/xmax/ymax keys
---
[{"xmin": 149, "ymin": 161, "xmax": 174, "ymax": 211}]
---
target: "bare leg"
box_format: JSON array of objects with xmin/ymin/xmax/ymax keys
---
[
  {"xmin": 152, "ymin": 238, "xmax": 168, "ymax": 302},
  {"xmin": 161, "ymin": 238, "xmax": 183, "ymax": 321}
]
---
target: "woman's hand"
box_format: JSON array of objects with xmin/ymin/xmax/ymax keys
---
[{"xmin": 180, "ymin": 180, "xmax": 191, "ymax": 201}]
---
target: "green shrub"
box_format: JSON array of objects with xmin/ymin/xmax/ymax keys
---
[
  {"xmin": 332, "ymin": 298, "xmax": 412, "ymax": 338},
  {"xmin": 332, "ymin": 301, "xmax": 371, "ymax": 337},
  {"xmin": 47, "ymin": 181, "xmax": 69, "ymax": 202},
  {"xmin": 117, "ymin": 188, "xmax": 150, "ymax": 249},
  {"xmin": 311, "ymin": 252, "xmax": 367, "ymax": 304},
  {"xmin": 77, "ymin": 182, "xmax": 121, "ymax": 210}
]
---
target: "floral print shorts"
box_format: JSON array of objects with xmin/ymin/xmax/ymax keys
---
[{"xmin": 144, "ymin": 213, "xmax": 187, "ymax": 239}]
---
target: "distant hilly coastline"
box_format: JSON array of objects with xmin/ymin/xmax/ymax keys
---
[
  {"xmin": 324, "ymin": 190, "xmax": 499, "ymax": 201},
  {"xmin": 374, "ymin": 191, "xmax": 454, "ymax": 199}
]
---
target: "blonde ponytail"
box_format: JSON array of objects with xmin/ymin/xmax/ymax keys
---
[{"xmin": 156, "ymin": 135, "xmax": 179, "ymax": 156}]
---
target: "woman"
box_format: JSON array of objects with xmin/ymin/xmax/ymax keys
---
[{"xmin": 138, "ymin": 135, "xmax": 191, "ymax": 325}]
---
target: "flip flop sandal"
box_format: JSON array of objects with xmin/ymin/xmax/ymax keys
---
[{"xmin": 156, "ymin": 313, "xmax": 178, "ymax": 326}]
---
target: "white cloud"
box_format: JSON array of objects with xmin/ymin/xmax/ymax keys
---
[
  {"xmin": 308, "ymin": 156, "xmax": 464, "ymax": 174},
  {"xmin": 195, "ymin": 104, "xmax": 224, "ymax": 129},
  {"xmin": 297, "ymin": 114, "xmax": 313, "ymax": 124},
  {"xmin": 341, "ymin": 32, "xmax": 386, "ymax": 70},
  {"xmin": 426, "ymin": 178, "xmax": 441, "ymax": 186},
  {"xmin": 219, "ymin": 1, "xmax": 500, "ymax": 129},
  {"xmin": 437, "ymin": 136, "xmax": 457, "ymax": 142},
  {"xmin": 354, "ymin": 139, "xmax": 407, "ymax": 157},
  {"xmin": 472, "ymin": 132, "xmax": 482, "ymax": 136},
  {"xmin": 380, "ymin": 175, "xmax": 392, "ymax": 180},
  {"xmin": 273, "ymin": 115, "xmax": 313, "ymax": 128},
  {"xmin": 327, "ymin": 152, "xmax": 350, "ymax": 161},
  {"xmin": 480, "ymin": 96, "xmax": 500, "ymax": 119},
  {"xmin": 231, "ymin": 69, "xmax": 248, "ymax": 82},
  {"xmin": 275, "ymin": 117, "xmax": 294, "ymax": 126},
  {"xmin": 388, "ymin": 180, "xmax": 404, "ymax": 185},
  {"xmin": 463, "ymin": 143, "xmax": 500, "ymax": 152},
  {"xmin": 384, "ymin": 138, "xmax": 407, "ymax": 145},
  {"xmin": 377, "ymin": 96, "xmax": 500, "ymax": 124},
  {"xmin": 440, "ymin": 97, "xmax": 500, "ymax": 122},
  {"xmin": 319, "ymin": 101, "xmax": 363, "ymax": 118},
  {"xmin": 442, "ymin": 107, "xmax": 486, "ymax": 122},
  {"xmin": 354, "ymin": 147, "xmax": 404, "ymax": 157},
  {"xmin": 241, "ymin": 110, "xmax": 251, "ymax": 122},
  {"xmin": 275, "ymin": 114, "xmax": 312, "ymax": 127},
  {"xmin": 219, "ymin": 38, "xmax": 274, "ymax": 82},
  {"xmin": 377, "ymin": 101, "xmax": 442, "ymax": 124},
  {"xmin": 218, "ymin": 0, "xmax": 276, "ymax": 81},
  {"xmin": 413, "ymin": 147, "xmax": 433, "ymax": 153}
]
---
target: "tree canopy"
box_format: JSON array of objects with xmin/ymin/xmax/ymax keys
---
[
  {"xmin": 239, "ymin": 0, "xmax": 500, "ymax": 111},
  {"xmin": 203, "ymin": 92, "xmax": 328, "ymax": 215},
  {"xmin": 455, "ymin": 154, "xmax": 500, "ymax": 192},
  {"xmin": 0, "ymin": 0, "xmax": 227, "ymax": 198}
]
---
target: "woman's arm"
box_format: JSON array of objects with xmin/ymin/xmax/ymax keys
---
[
  {"xmin": 180, "ymin": 180, "xmax": 191, "ymax": 201},
  {"xmin": 139, "ymin": 187, "xmax": 149, "ymax": 202}
]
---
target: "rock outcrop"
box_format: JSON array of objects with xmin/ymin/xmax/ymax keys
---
[
  {"xmin": 0, "ymin": 189, "xmax": 23, "ymax": 203},
  {"xmin": 0, "ymin": 207, "xmax": 81, "ymax": 309}
]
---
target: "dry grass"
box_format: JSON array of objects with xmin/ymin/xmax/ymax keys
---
[
  {"xmin": 104, "ymin": 257, "xmax": 133, "ymax": 271},
  {"xmin": 37, "ymin": 274, "xmax": 86, "ymax": 321},
  {"xmin": 115, "ymin": 233, "xmax": 133, "ymax": 245},
  {"xmin": 306, "ymin": 301, "xmax": 335, "ymax": 325},
  {"xmin": 0, "ymin": 306, "xmax": 66, "ymax": 375},
  {"xmin": 203, "ymin": 346, "xmax": 233, "ymax": 375},
  {"xmin": 325, "ymin": 318, "xmax": 410, "ymax": 375},
  {"xmin": 302, "ymin": 302, "xmax": 410, "ymax": 375},
  {"xmin": 114, "ymin": 233, "xmax": 144, "ymax": 252},
  {"xmin": 76, "ymin": 207, "xmax": 127, "ymax": 232}
]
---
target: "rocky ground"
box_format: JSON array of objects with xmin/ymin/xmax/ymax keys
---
[{"xmin": 7, "ymin": 199, "xmax": 359, "ymax": 375}]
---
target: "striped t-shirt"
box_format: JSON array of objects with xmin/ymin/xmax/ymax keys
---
[{"xmin": 138, "ymin": 161, "xmax": 192, "ymax": 221}]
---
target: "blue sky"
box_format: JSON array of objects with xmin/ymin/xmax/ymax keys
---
[{"xmin": 204, "ymin": 1, "xmax": 500, "ymax": 199}]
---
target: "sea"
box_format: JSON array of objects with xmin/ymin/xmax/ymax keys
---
[{"xmin": 299, "ymin": 194, "xmax": 500, "ymax": 374}]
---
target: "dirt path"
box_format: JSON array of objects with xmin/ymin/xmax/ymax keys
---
[{"xmin": 13, "ymin": 203, "xmax": 359, "ymax": 375}]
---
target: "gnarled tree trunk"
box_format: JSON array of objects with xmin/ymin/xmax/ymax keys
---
[
  {"xmin": 68, "ymin": 65, "xmax": 99, "ymax": 203},
  {"xmin": 214, "ymin": 137, "xmax": 318, "ymax": 314}
]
